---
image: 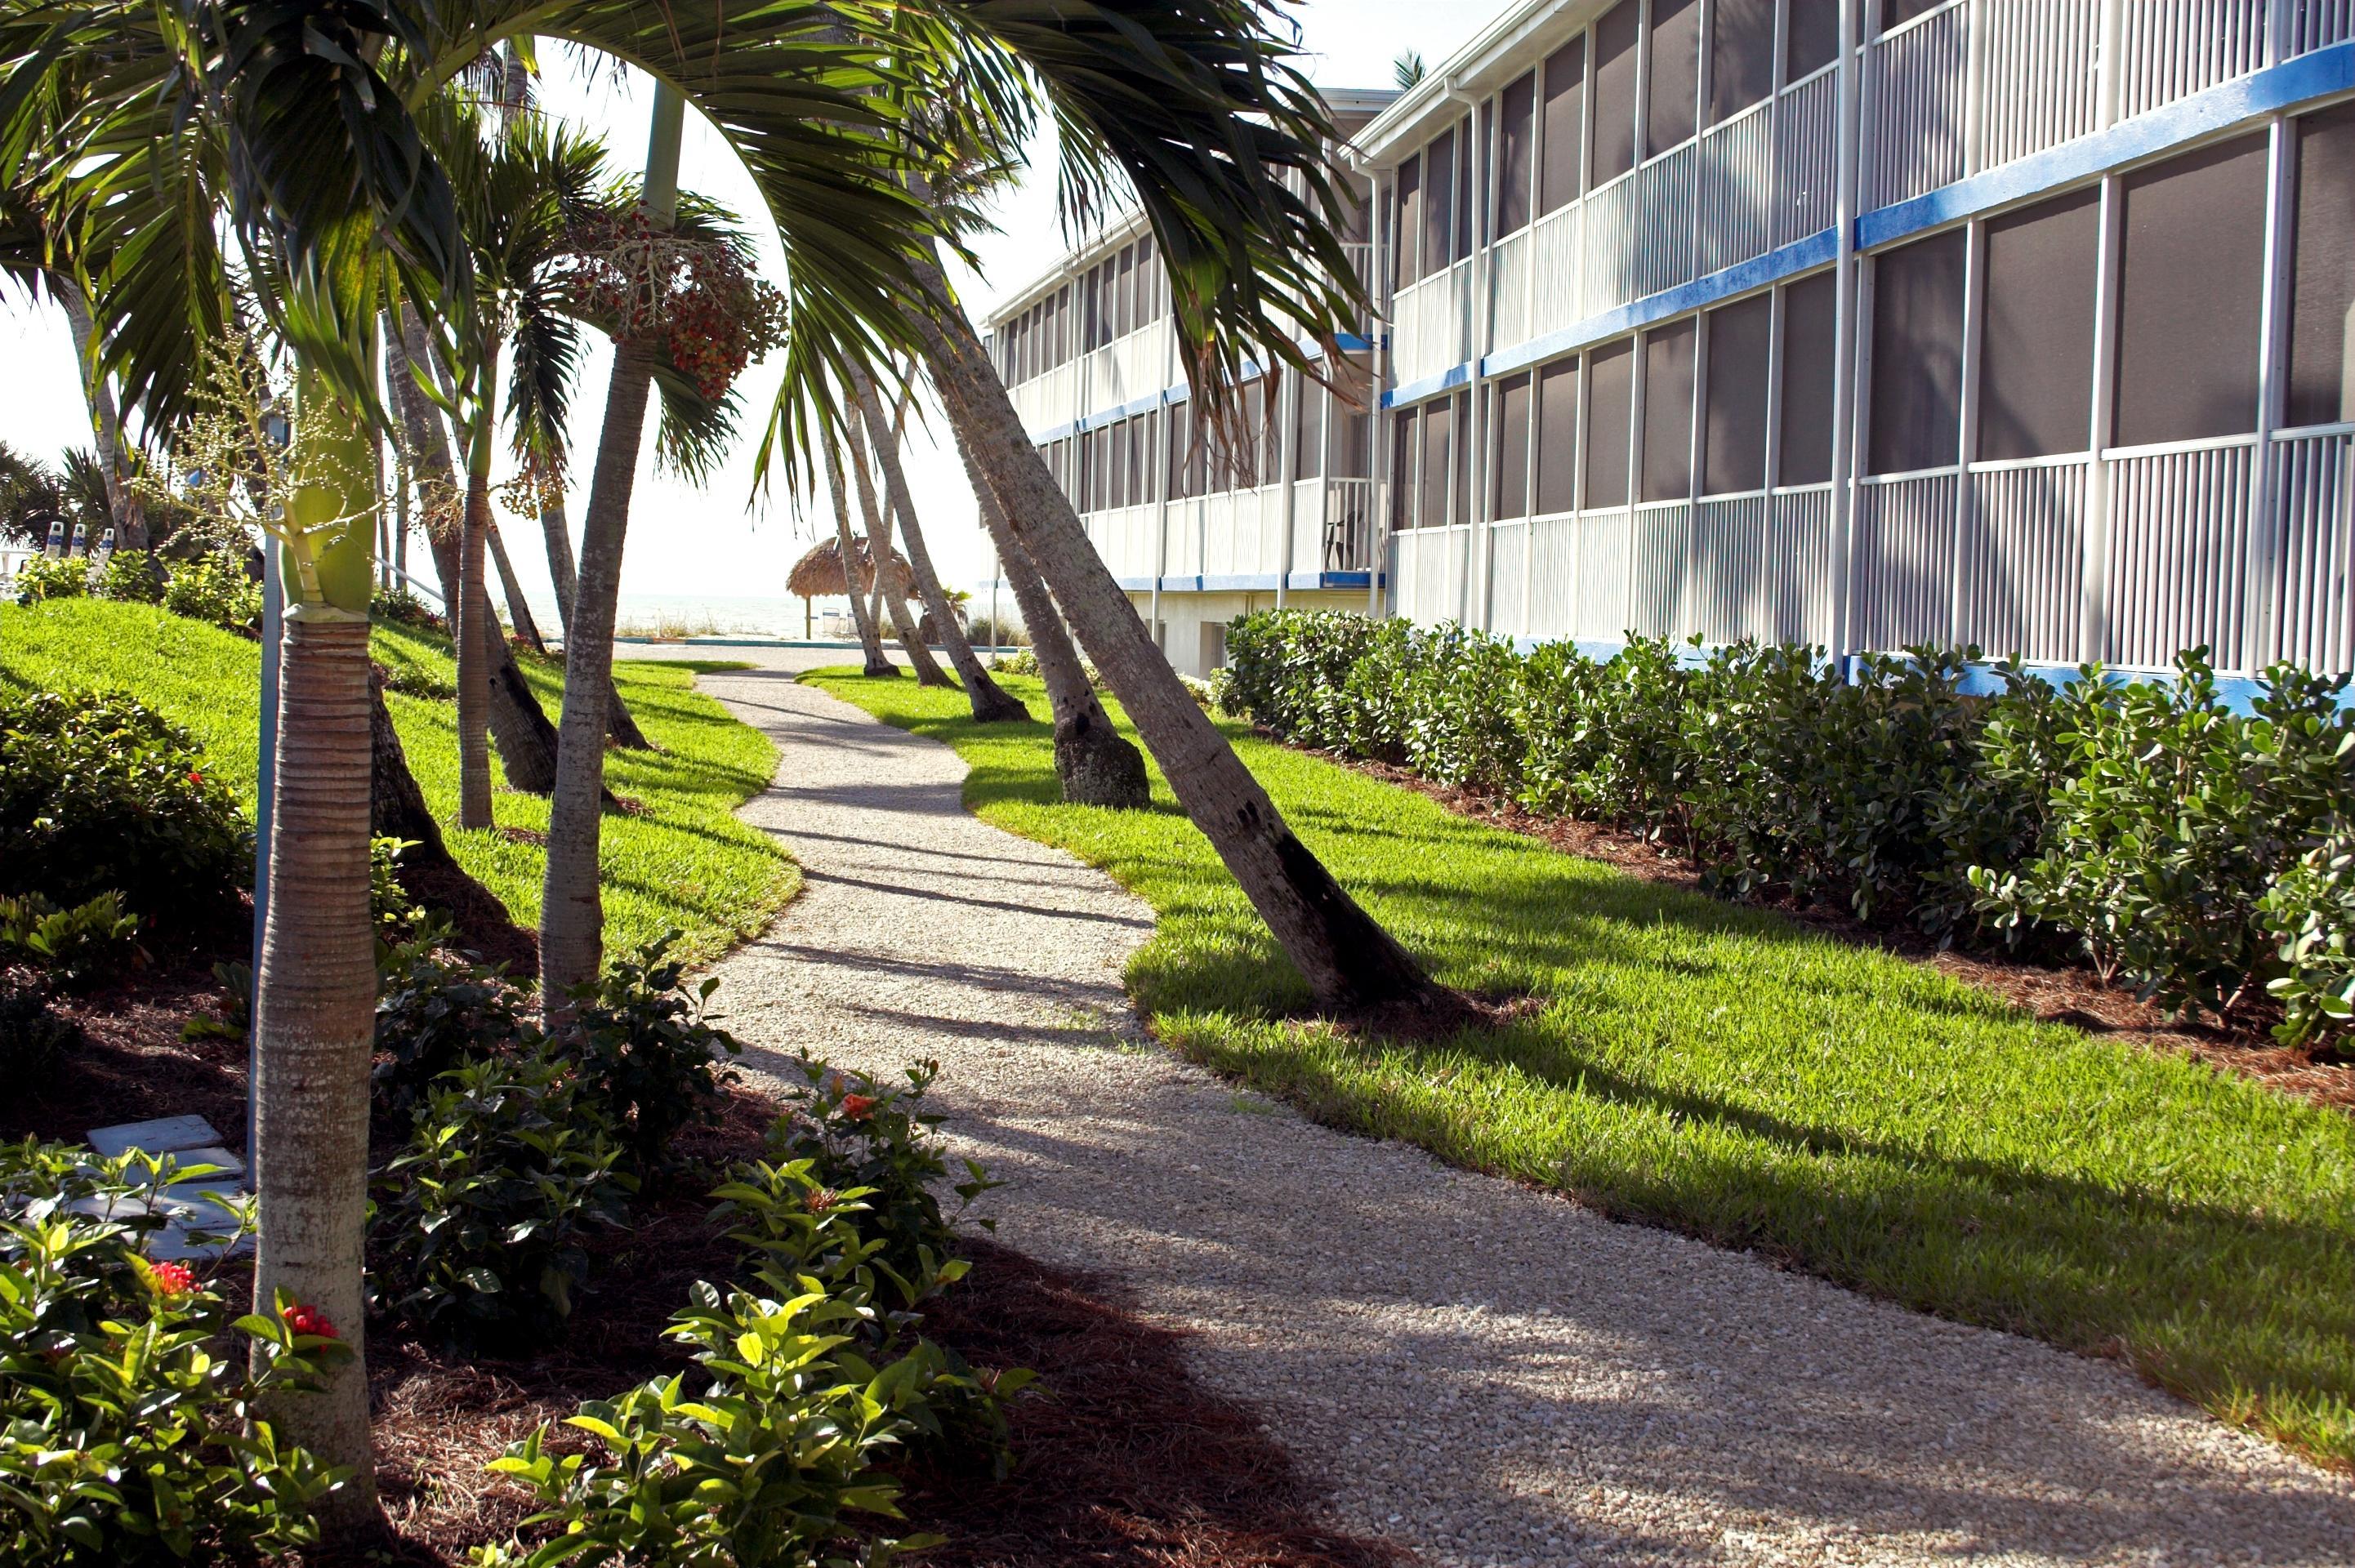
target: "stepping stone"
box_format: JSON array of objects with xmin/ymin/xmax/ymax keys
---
[
  {"xmin": 87, "ymin": 1116, "xmax": 223, "ymax": 1160},
  {"xmin": 158, "ymin": 1147, "xmax": 246, "ymax": 1186}
]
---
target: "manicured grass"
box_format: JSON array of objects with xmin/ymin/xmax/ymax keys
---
[
  {"xmin": 0, "ymin": 599, "xmax": 795, "ymax": 964},
  {"xmin": 808, "ymin": 666, "xmax": 2355, "ymax": 1469}
]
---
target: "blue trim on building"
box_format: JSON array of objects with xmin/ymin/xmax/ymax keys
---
[
  {"xmin": 1383, "ymin": 360, "xmax": 1477, "ymax": 409},
  {"xmin": 1131, "ymin": 571, "xmax": 1384, "ymax": 595},
  {"xmin": 1858, "ymin": 42, "xmax": 2355, "ymax": 249},
  {"xmin": 1287, "ymin": 570, "xmax": 1377, "ymax": 591}
]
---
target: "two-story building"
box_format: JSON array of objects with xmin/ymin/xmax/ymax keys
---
[{"xmin": 989, "ymin": 2, "xmax": 2355, "ymax": 683}]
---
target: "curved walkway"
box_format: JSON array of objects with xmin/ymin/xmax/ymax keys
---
[{"xmin": 663, "ymin": 647, "xmax": 2355, "ymax": 1568}]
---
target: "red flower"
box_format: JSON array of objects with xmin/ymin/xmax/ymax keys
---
[
  {"xmin": 281, "ymin": 1303, "xmax": 339, "ymax": 1340},
  {"xmin": 146, "ymin": 1261, "xmax": 197, "ymax": 1297},
  {"xmin": 187, "ymin": 771, "xmax": 203, "ymax": 784},
  {"xmin": 838, "ymin": 1094, "xmax": 876, "ymax": 1122}
]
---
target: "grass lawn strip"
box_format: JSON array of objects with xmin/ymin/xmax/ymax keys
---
[
  {"xmin": 0, "ymin": 599, "xmax": 796, "ymax": 966},
  {"xmin": 807, "ymin": 666, "xmax": 2355, "ymax": 1472}
]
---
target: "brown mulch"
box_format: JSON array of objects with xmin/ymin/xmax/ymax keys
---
[{"xmin": 1322, "ymin": 748, "xmax": 2355, "ymax": 1115}]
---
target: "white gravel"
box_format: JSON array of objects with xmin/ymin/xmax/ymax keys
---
[{"xmin": 653, "ymin": 645, "xmax": 2355, "ymax": 1567}]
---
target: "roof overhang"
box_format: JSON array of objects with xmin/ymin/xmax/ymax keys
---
[{"xmin": 1351, "ymin": 0, "xmax": 1612, "ymax": 169}]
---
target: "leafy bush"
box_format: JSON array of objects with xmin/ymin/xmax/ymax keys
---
[
  {"xmin": 0, "ymin": 690, "xmax": 251, "ymax": 923},
  {"xmin": 371, "ymin": 836, "xmax": 423, "ymax": 944},
  {"xmin": 562, "ymin": 933, "xmax": 744, "ymax": 1179},
  {"xmin": 90, "ymin": 550, "xmax": 165, "ymax": 604},
  {"xmin": 0, "ymin": 891, "xmax": 144, "ymax": 991},
  {"xmin": 368, "ymin": 1047, "xmax": 633, "ymax": 1348},
  {"xmin": 372, "ymin": 930, "xmax": 529, "ymax": 1114},
  {"xmin": 161, "ymin": 551, "xmax": 261, "ymax": 632},
  {"xmin": 0, "ymin": 982, "xmax": 80, "ymax": 1078},
  {"xmin": 372, "ymin": 584, "xmax": 442, "ymax": 630},
  {"xmin": 2267, "ymin": 826, "xmax": 2355, "ymax": 1047},
  {"xmin": 11, "ymin": 553, "xmax": 87, "ymax": 605},
  {"xmin": 0, "ymin": 1142, "xmax": 346, "ymax": 1563}
]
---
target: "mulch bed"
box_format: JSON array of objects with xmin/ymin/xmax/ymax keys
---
[{"xmin": 1320, "ymin": 746, "xmax": 2355, "ymax": 1114}]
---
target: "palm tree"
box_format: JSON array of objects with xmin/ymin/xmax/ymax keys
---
[
  {"xmin": 849, "ymin": 363, "xmax": 1028, "ymax": 721},
  {"xmin": 821, "ymin": 442, "xmax": 900, "ymax": 678},
  {"xmin": 845, "ymin": 410, "xmax": 950, "ymax": 686}
]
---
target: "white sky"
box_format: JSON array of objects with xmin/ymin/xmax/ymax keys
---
[{"xmin": 0, "ymin": 2, "xmax": 1510, "ymax": 608}]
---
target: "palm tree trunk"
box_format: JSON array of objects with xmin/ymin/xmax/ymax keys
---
[
  {"xmin": 850, "ymin": 368, "xmax": 1028, "ymax": 721},
  {"xmin": 823, "ymin": 442, "xmax": 897, "ymax": 678},
  {"xmin": 538, "ymin": 479, "xmax": 653, "ymax": 751},
  {"xmin": 57, "ymin": 280, "xmax": 148, "ymax": 550},
  {"xmin": 485, "ymin": 516, "xmax": 546, "ymax": 654},
  {"xmin": 455, "ymin": 342, "xmax": 501, "ymax": 831},
  {"xmin": 539, "ymin": 337, "xmax": 655, "ymax": 1013},
  {"xmin": 386, "ymin": 311, "xmax": 561, "ymax": 792},
  {"xmin": 905, "ymin": 253, "xmax": 1456, "ymax": 1023},
  {"xmin": 959, "ymin": 434, "xmax": 1148, "ymax": 807},
  {"xmin": 847, "ymin": 425, "xmax": 948, "ymax": 686}
]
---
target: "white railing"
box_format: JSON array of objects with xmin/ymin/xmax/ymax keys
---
[
  {"xmin": 1525, "ymin": 513, "xmax": 1581, "ymax": 640},
  {"xmin": 1960, "ymin": 457, "xmax": 2088, "ymax": 664},
  {"xmin": 1776, "ymin": 69, "xmax": 1839, "ymax": 244},
  {"xmin": 1976, "ymin": 0, "xmax": 2100, "ymax": 171},
  {"xmin": 1391, "ymin": 260, "xmax": 1473, "ymax": 385},
  {"xmin": 1165, "ymin": 498, "xmax": 1203, "ymax": 578},
  {"xmin": 2103, "ymin": 439, "xmax": 2255, "ymax": 670},
  {"xmin": 1491, "ymin": 225, "xmax": 1535, "ymax": 355},
  {"xmin": 2117, "ymin": 0, "xmax": 2270, "ymax": 122},
  {"xmin": 1864, "ymin": 2, "xmax": 1969, "ymax": 209},
  {"xmin": 2290, "ymin": 0, "xmax": 2355, "ymax": 53},
  {"xmin": 1697, "ymin": 99, "xmax": 1777, "ymax": 277},
  {"xmin": 1852, "ymin": 470, "xmax": 1961, "ymax": 649},
  {"xmin": 1572, "ymin": 508, "xmax": 1634, "ymax": 639},
  {"xmin": 1487, "ymin": 519, "xmax": 1528, "ymax": 633},
  {"xmin": 1629, "ymin": 500, "xmax": 1693, "ymax": 635},
  {"xmin": 2268, "ymin": 429, "xmax": 2355, "ymax": 673},
  {"xmin": 1684, "ymin": 494, "xmax": 1773, "ymax": 643}
]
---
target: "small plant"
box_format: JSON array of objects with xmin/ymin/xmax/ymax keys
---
[
  {"xmin": 368, "ymin": 1046, "xmax": 634, "ymax": 1348},
  {"xmin": 160, "ymin": 550, "xmax": 261, "ymax": 632},
  {"xmin": 90, "ymin": 549, "xmax": 165, "ymax": 604},
  {"xmin": 2265, "ymin": 826, "xmax": 2355, "ymax": 1049},
  {"xmin": 11, "ymin": 552, "xmax": 88, "ymax": 605},
  {"xmin": 0, "ymin": 690, "xmax": 251, "ymax": 924},
  {"xmin": 0, "ymin": 1141, "xmax": 347, "ymax": 1563},
  {"xmin": 372, "ymin": 927, "xmax": 528, "ymax": 1114},
  {"xmin": 372, "ymin": 583, "xmax": 442, "ymax": 630},
  {"xmin": 371, "ymin": 836, "xmax": 423, "ymax": 944},
  {"xmin": 0, "ymin": 890, "xmax": 145, "ymax": 991},
  {"xmin": 0, "ymin": 982, "xmax": 81, "ymax": 1077},
  {"xmin": 562, "ymin": 933, "xmax": 744, "ymax": 1179}
]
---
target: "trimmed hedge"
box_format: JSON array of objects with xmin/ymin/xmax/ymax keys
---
[{"xmin": 1224, "ymin": 609, "xmax": 2355, "ymax": 1039}]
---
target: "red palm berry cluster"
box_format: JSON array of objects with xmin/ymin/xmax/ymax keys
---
[
  {"xmin": 555, "ymin": 212, "xmax": 787, "ymax": 402},
  {"xmin": 280, "ymin": 1302, "xmax": 339, "ymax": 1340},
  {"xmin": 146, "ymin": 1260, "xmax": 197, "ymax": 1297}
]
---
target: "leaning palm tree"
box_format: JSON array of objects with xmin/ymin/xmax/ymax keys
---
[{"xmin": 845, "ymin": 412, "xmax": 949, "ymax": 685}]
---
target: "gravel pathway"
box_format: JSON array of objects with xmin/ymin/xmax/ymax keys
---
[{"xmin": 656, "ymin": 647, "xmax": 2355, "ymax": 1567}]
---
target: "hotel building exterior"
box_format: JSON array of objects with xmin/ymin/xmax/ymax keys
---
[{"xmin": 985, "ymin": 1, "xmax": 2355, "ymax": 682}]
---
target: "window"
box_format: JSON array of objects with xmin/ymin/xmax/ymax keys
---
[
  {"xmin": 1497, "ymin": 73, "xmax": 1537, "ymax": 237},
  {"xmin": 1167, "ymin": 402, "xmax": 1193, "ymax": 500},
  {"xmin": 1391, "ymin": 408, "xmax": 1417, "ymax": 528},
  {"xmin": 1704, "ymin": 292, "xmax": 1773, "ymax": 495},
  {"xmin": 1493, "ymin": 372, "xmax": 1532, "ymax": 519},
  {"xmin": 2114, "ymin": 134, "xmax": 2268, "ymax": 446},
  {"xmin": 1778, "ymin": 271, "xmax": 1839, "ymax": 485},
  {"xmin": 1453, "ymin": 119, "xmax": 1476, "ymax": 262},
  {"xmin": 1979, "ymin": 186, "xmax": 2098, "ymax": 461},
  {"xmin": 1881, "ymin": 0, "xmax": 1943, "ymax": 30},
  {"xmin": 1331, "ymin": 356, "xmax": 1375, "ymax": 479},
  {"xmin": 1537, "ymin": 357, "xmax": 1580, "ymax": 514},
  {"xmin": 1710, "ymin": 0, "xmax": 1775, "ymax": 123},
  {"xmin": 1292, "ymin": 376, "xmax": 1323, "ymax": 481},
  {"xmin": 1787, "ymin": 0, "xmax": 1840, "ymax": 81},
  {"xmin": 1592, "ymin": 2, "xmax": 1639, "ymax": 186},
  {"xmin": 1137, "ymin": 237, "xmax": 1159, "ymax": 326},
  {"xmin": 1115, "ymin": 247, "xmax": 1135, "ymax": 337},
  {"xmin": 1420, "ymin": 399, "xmax": 1453, "ymax": 528},
  {"xmin": 1130, "ymin": 416, "xmax": 1148, "ymax": 506},
  {"xmin": 1423, "ymin": 126, "xmax": 1456, "ymax": 278},
  {"xmin": 1586, "ymin": 340, "xmax": 1635, "ymax": 507},
  {"xmin": 1868, "ymin": 228, "xmax": 1965, "ymax": 474},
  {"xmin": 1540, "ymin": 40, "xmax": 1585, "ymax": 216},
  {"xmin": 1452, "ymin": 389, "xmax": 1473, "ymax": 526},
  {"xmin": 2289, "ymin": 104, "xmax": 2355, "ymax": 428},
  {"xmin": 1647, "ymin": 0, "xmax": 1702, "ymax": 158},
  {"xmin": 1398, "ymin": 155, "xmax": 1424, "ymax": 286},
  {"xmin": 1642, "ymin": 319, "xmax": 1697, "ymax": 501},
  {"xmin": 1243, "ymin": 377, "xmax": 1270, "ymax": 489}
]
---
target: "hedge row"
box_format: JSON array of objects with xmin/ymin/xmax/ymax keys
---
[{"xmin": 1222, "ymin": 609, "xmax": 2355, "ymax": 1042}]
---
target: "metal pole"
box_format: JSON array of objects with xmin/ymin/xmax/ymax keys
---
[{"xmin": 246, "ymin": 545, "xmax": 283, "ymax": 1173}]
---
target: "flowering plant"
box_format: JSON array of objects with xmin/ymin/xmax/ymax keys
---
[{"xmin": 553, "ymin": 211, "xmax": 787, "ymax": 401}]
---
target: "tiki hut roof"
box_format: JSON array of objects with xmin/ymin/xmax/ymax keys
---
[{"xmin": 787, "ymin": 537, "xmax": 912, "ymax": 599}]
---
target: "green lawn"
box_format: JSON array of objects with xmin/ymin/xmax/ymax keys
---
[
  {"xmin": 809, "ymin": 666, "xmax": 2355, "ymax": 1470},
  {"xmin": 0, "ymin": 599, "xmax": 795, "ymax": 965}
]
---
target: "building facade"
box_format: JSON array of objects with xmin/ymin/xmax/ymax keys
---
[{"xmin": 989, "ymin": 2, "xmax": 2355, "ymax": 681}]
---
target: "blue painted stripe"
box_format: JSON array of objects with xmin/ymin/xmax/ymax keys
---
[
  {"xmin": 1115, "ymin": 577, "xmax": 1157, "ymax": 592},
  {"xmin": 1859, "ymin": 42, "xmax": 2355, "ymax": 249},
  {"xmin": 1284, "ymin": 570, "xmax": 1380, "ymax": 591},
  {"xmin": 1381, "ymin": 360, "xmax": 1478, "ymax": 410}
]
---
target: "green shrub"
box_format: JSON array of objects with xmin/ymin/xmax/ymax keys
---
[
  {"xmin": 368, "ymin": 1047, "xmax": 633, "ymax": 1348},
  {"xmin": 371, "ymin": 836, "xmax": 423, "ymax": 944},
  {"xmin": 1549, "ymin": 635, "xmax": 1695, "ymax": 843},
  {"xmin": 0, "ymin": 982, "xmax": 80, "ymax": 1078},
  {"xmin": 0, "ymin": 1142, "xmax": 346, "ymax": 1564},
  {"xmin": 372, "ymin": 931, "xmax": 529, "ymax": 1114},
  {"xmin": 2266, "ymin": 826, "xmax": 2355, "ymax": 1046},
  {"xmin": 1398, "ymin": 624, "xmax": 1527, "ymax": 794},
  {"xmin": 0, "ymin": 891, "xmax": 144, "ymax": 991},
  {"xmin": 1973, "ymin": 653, "xmax": 2355, "ymax": 1022},
  {"xmin": 90, "ymin": 550, "xmax": 164, "ymax": 604},
  {"xmin": 371, "ymin": 584, "xmax": 441, "ymax": 630},
  {"xmin": 0, "ymin": 690, "xmax": 251, "ymax": 923},
  {"xmin": 161, "ymin": 551, "xmax": 261, "ymax": 632},
  {"xmin": 563, "ymin": 933, "xmax": 745, "ymax": 1180},
  {"xmin": 11, "ymin": 553, "xmax": 87, "ymax": 606}
]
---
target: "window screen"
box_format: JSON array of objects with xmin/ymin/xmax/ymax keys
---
[
  {"xmin": 1138, "ymin": 237, "xmax": 1159, "ymax": 323},
  {"xmin": 2289, "ymin": 104, "xmax": 2355, "ymax": 428},
  {"xmin": 1586, "ymin": 340, "xmax": 1635, "ymax": 507},
  {"xmin": 1541, "ymin": 40, "xmax": 1585, "ymax": 216},
  {"xmin": 1292, "ymin": 377, "xmax": 1323, "ymax": 481},
  {"xmin": 1452, "ymin": 390, "xmax": 1473, "ymax": 526},
  {"xmin": 1537, "ymin": 358, "xmax": 1580, "ymax": 514},
  {"xmin": 1494, "ymin": 373, "xmax": 1533, "ymax": 519},
  {"xmin": 1424, "ymin": 126, "xmax": 1456, "ymax": 279},
  {"xmin": 1642, "ymin": 320, "xmax": 1698, "ymax": 502},
  {"xmin": 1391, "ymin": 409, "xmax": 1417, "ymax": 528},
  {"xmin": 1454, "ymin": 120, "xmax": 1477, "ymax": 261},
  {"xmin": 1167, "ymin": 403, "xmax": 1193, "ymax": 500},
  {"xmin": 1421, "ymin": 399, "xmax": 1453, "ymax": 528},
  {"xmin": 1497, "ymin": 74, "xmax": 1537, "ymax": 237},
  {"xmin": 1398, "ymin": 155, "xmax": 1424, "ymax": 286},
  {"xmin": 1868, "ymin": 228, "xmax": 1965, "ymax": 474},
  {"xmin": 1980, "ymin": 186, "xmax": 2098, "ymax": 461},
  {"xmin": 1242, "ymin": 377, "xmax": 1269, "ymax": 489},
  {"xmin": 1882, "ymin": 0, "xmax": 1944, "ymax": 29},
  {"xmin": 1331, "ymin": 356, "xmax": 1375, "ymax": 479},
  {"xmin": 1128, "ymin": 418, "xmax": 1146, "ymax": 508},
  {"xmin": 2114, "ymin": 134, "xmax": 2268, "ymax": 447},
  {"xmin": 1704, "ymin": 292, "xmax": 1773, "ymax": 495},
  {"xmin": 1592, "ymin": 2, "xmax": 1639, "ymax": 185},
  {"xmin": 1647, "ymin": 0, "xmax": 1702, "ymax": 158},
  {"xmin": 1710, "ymin": 0, "xmax": 1775, "ymax": 123},
  {"xmin": 1115, "ymin": 247, "xmax": 1135, "ymax": 336},
  {"xmin": 1787, "ymin": 0, "xmax": 1840, "ymax": 80},
  {"xmin": 1778, "ymin": 270, "xmax": 1840, "ymax": 485}
]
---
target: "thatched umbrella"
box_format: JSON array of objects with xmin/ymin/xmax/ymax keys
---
[{"xmin": 786, "ymin": 537, "xmax": 913, "ymax": 638}]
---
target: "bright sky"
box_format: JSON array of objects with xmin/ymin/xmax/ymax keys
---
[{"xmin": 0, "ymin": 2, "xmax": 1511, "ymax": 610}]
